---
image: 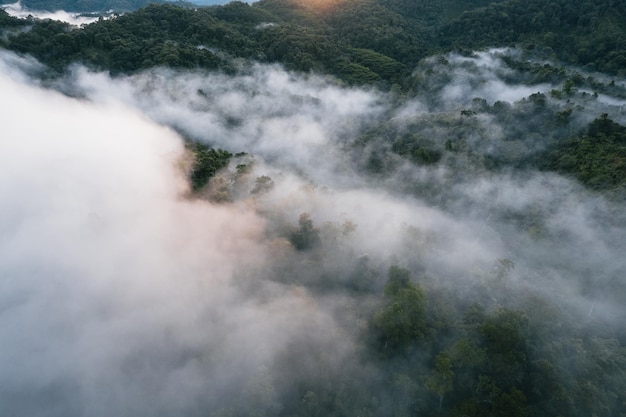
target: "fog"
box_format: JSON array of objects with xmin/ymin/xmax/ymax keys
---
[
  {"xmin": 423, "ymin": 49, "xmax": 553, "ymax": 106},
  {"xmin": 1, "ymin": 46, "xmax": 625, "ymax": 415},
  {"xmin": 0, "ymin": 51, "xmax": 362, "ymax": 416},
  {"xmin": 1, "ymin": 1, "xmax": 101, "ymax": 25},
  {"xmin": 69, "ymin": 64, "xmax": 385, "ymax": 186}
]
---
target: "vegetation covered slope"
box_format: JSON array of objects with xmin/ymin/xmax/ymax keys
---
[
  {"xmin": 440, "ymin": 0, "xmax": 626, "ymax": 75},
  {"xmin": 3, "ymin": 0, "xmax": 624, "ymax": 82},
  {"xmin": 539, "ymin": 113, "xmax": 626, "ymax": 194},
  {"xmin": 0, "ymin": 0, "xmax": 163, "ymax": 12}
]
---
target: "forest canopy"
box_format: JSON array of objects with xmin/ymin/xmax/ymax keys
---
[{"xmin": 2, "ymin": 0, "xmax": 625, "ymax": 81}]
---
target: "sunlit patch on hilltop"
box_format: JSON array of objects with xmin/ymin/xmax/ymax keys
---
[{"xmin": 291, "ymin": 0, "xmax": 348, "ymax": 14}]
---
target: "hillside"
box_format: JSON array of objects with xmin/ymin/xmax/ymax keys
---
[
  {"xmin": 440, "ymin": 0, "xmax": 626, "ymax": 75},
  {"xmin": 0, "ymin": 0, "xmax": 162, "ymax": 12},
  {"xmin": 2, "ymin": 0, "xmax": 625, "ymax": 80}
]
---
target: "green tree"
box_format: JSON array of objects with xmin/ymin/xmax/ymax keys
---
[
  {"xmin": 290, "ymin": 213, "xmax": 321, "ymax": 251},
  {"xmin": 424, "ymin": 353, "xmax": 454, "ymax": 414},
  {"xmin": 373, "ymin": 266, "xmax": 427, "ymax": 353},
  {"xmin": 188, "ymin": 143, "xmax": 232, "ymax": 192}
]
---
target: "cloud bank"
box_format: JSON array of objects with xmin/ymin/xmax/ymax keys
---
[
  {"xmin": 1, "ymin": 47, "xmax": 625, "ymax": 415},
  {"xmin": 0, "ymin": 51, "xmax": 366, "ymax": 416},
  {"xmin": 2, "ymin": 1, "xmax": 101, "ymax": 25}
]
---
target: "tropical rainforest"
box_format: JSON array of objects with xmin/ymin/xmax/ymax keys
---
[{"xmin": 0, "ymin": 0, "xmax": 625, "ymax": 416}]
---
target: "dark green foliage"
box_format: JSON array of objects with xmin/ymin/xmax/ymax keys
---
[
  {"xmin": 334, "ymin": 61, "xmax": 381, "ymax": 85},
  {"xmin": 0, "ymin": 8, "xmax": 27, "ymax": 28},
  {"xmin": 0, "ymin": 9, "xmax": 27, "ymax": 48},
  {"xmin": 258, "ymin": 23, "xmax": 339, "ymax": 72},
  {"xmin": 348, "ymin": 48, "xmax": 406, "ymax": 82},
  {"xmin": 296, "ymin": 252, "xmax": 620, "ymax": 417},
  {"xmin": 440, "ymin": 0, "xmax": 626, "ymax": 75},
  {"xmin": 290, "ymin": 213, "xmax": 321, "ymax": 251},
  {"xmin": 383, "ymin": 265, "xmax": 411, "ymax": 296},
  {"xmin": 540, "ymin": 114, "xmax": 626, "ymax": 194},
  {"xmin": 371, "ymin": 266, "xmax": 427, "ymax": 353},
  {"xmin": 188, "ymin": 142, "xmax": 232, "ymax": 192},
  {"xmin": 322, "ymin": 0, "xmax": 427, "ymax": 67},
  {"xmin": 365, "ymin": 293, "xmax": 625, "ymax": 417},
  {"xmin": 6, "ymin": 19, "xmax": 76, "ymax": 70},
  {"xmin": 479, "ymin": 309, "xmax": 529, "ymax": 386},
  {"xmin": 588, "ymin": 112, "xmax": 626, "ymax": 140},
  {"xmin": 5, "ymin": 4, "xmax": 250, "ymax": 72},
  {"xmin": 3, "ymin": 0, "xmax": 625, "ymax": 83}
]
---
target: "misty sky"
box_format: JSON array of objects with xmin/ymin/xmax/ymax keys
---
[
  {"xmin": 1, "ymin": 0, "xmax": 237, "ymax": 24},
  {"xmin": 1, "ymin": 1, "xmax": 102, "ymax": 24},
  {"xmin": 1, "ymin": 46, "xmax": 625, "ymax": 415}
]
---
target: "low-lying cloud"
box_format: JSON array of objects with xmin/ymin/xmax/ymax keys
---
[
  {"xmin": 1, "ymin": 46, "xmax": 625, "ymax": 415},
  {"xmin": 2, "ymin": 1, "xmax": 101, "ymax": 25},
  {"xmin": 0, "ymin": 51, "xmax": 366, "ymax": 416}
]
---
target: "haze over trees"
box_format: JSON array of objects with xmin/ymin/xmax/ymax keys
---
[
  {"xmin": 1, "ymin": 0, "xmax": 626, "ymax": 416},
  {"xmin": 0, "ymin": 0, "xmax": 164, "ymax": 12}
]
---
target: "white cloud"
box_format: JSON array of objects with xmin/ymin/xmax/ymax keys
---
[
  {"xmin": 2, "ymin": 1, "xmax": 103, "ymax": 26},
  {"xmin": 1, "ymin": 47, "xmax": 626, "ymax": 415},
  {"xmin": 0, "ymin": 52, "xmax": 355, "ymax": 416}
]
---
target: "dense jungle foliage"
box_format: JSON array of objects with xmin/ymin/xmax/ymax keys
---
[
  {"xmin": 2, "ymin": 0, "xmax": 625, "ymax": 81},
  {"xmin": 0, "ymin": 0, "xmax": 161, "ymax": 12}
]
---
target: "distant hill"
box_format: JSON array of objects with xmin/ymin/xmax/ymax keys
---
[
  {"xmin": 1, "ymin": 0, "xmax": 625, "ymax": 80},
  {"xmin": 191, "ymin": 0, "xmax": 230, "ymax": 5},
  {"xmin": 2, "ymin": 0, "xmax": 624, "ymax": 82},
  {"xmin": 440, "ymin": 0, "xmax": 626, "ymax": 75},
  {"xmin": 1, "ymin": 0, "xmax": 162, "ymax": 12}
]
